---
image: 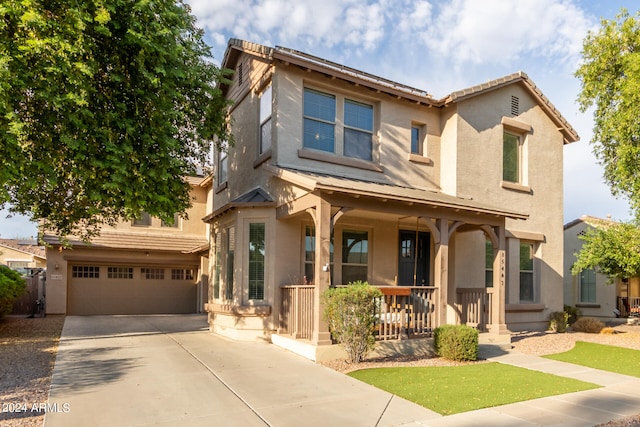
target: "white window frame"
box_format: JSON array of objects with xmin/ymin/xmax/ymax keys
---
[{"xmin": 259, "ymin": 84, "xmax": 272, "ymax": 155}]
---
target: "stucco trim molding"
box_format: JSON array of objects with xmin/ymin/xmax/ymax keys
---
[
  {"xmin": 506, "ymin": 229, "xmax": 546, "ymax": 242},
  {"xmin": 205, "ymin": 303, "xmax": 272, "ymax": 317},
  {"xmin": 297, "ymin": 149, "xmax": 384, "ymax": 172},
  {"xmin": 505, "ymin": 304, "xmax": 545, "ymax": 313},
  {"xmin": 500, "ymin": 180, "xmax": 532, "ymax": 194},
  {"xmin": 407, "ymin": 153, "xmax": 434, "ymax": 166}
]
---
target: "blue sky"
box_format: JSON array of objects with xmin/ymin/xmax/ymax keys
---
[{"xmin": 0, "ymin": 0, "xmax": 637, "ymax": 238}]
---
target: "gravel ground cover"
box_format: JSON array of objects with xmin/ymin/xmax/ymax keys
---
[
  {"xmin": 1, "ymin": 315, "xmax": 639, "ymax": 426},
  {"xmin": 0, "ymin": 315, "xmax": 65, "ymax": 427}
]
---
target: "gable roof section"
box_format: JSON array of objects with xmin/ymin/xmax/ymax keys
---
[
  {"xmin": 202, "ymin": 187, "xmax": 276, "ymax": 223},
  {"xmin": 222, "ymin": 39, "xmax": 579, "ymax": 144},
  {"xmin": 444, "ymin": 71, "xmax": 579, "ymax": 144},
  {"xmin": 266, "ymin": 165, "xmax": 527, "ymax": 220},
  {"xmin": 0, "ymin": 239, "xmax": 46, "ymax": 259},
  {"xmin": 564, "ymin": 215, "xmax": 616, "ymax": 231}
]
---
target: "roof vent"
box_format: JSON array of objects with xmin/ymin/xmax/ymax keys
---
[{"xmin": 511, "ymin": 95, "xmax": 519, "ymax": 116}]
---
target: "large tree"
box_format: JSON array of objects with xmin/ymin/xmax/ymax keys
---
[
  {"xmin": 575, "ymin": 9, "xmax": 640, "ymax": 214},
  {"xmin": 0, "ymin": 0, "xmax": 231, "ymax": 238}
]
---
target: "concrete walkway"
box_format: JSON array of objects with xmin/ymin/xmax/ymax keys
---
[{"xmin": 45, "ymin": 315, "xmax": 640, "ymax": 427}]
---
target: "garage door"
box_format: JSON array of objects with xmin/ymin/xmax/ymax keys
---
[{"xmin": 68, "ymin": 265, "xmax": 197, "ymax": 315}]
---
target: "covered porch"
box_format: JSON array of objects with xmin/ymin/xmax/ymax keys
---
[{"xmin": 269, "ymin": 167, "xmax": 526, "ymax": 359}]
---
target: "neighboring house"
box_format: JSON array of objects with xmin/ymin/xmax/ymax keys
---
[
  {"xmin": 43, "ymin": 176, "xmax": 212, "ymax": 315},
  {"xmin": 0, "ymin": 238, "xmax": 46, "ymax": 273},
  {"xmin": 204, "ymin": 38, "xmax": 579, "ymax": 359},
  {"xmin": 564, "ymin": 215, "xmax": 640, "ymax": 318}
]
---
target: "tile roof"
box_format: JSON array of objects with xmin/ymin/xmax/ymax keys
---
[
  {"xmin": 223, "ymin": 39, "xmax": 579, "ymax": 144},
  {"xmin": 0, "ymin": 239, "xmax": 46, "ymax": 259},
  {"xmin": 266, "ymin": 166, "xmax": 528, "ymax": 220},
  {"xmin": 42, "ymin": 232, "xmax": 208, "ymax": 254}
]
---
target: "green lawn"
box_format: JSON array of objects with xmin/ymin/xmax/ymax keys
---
[
  {"xmin": 544, "ymin": 341, "xmax": 640, "ymax": 377},
  {"xmin": 348, "ymin": 362, "xmax": 598, "ymax": 415}
]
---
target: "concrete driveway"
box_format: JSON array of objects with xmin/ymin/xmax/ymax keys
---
[{"xmin": 44, "ymin": 315, "xmax": 440, "ymax": 427}]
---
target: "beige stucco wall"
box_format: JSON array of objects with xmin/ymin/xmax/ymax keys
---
[
  {"xmin": 452, "ymin": 85, "xmax": 566, "ymax": 330},
  {"xmin": 0, "ymin": 246, "xmax": 45, "ymax": 269}
]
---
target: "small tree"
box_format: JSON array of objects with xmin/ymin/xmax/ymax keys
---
[
  {"xmin": 572, "ymin": 222, "xmax": 640, "ymax": 282},
  {"xmin": 0, "ymin": 266, "xmax": 26, "ymax": 318},
  {"xmin": 322, "ymin": 281, "xmax": 383, "ymax": 364}
]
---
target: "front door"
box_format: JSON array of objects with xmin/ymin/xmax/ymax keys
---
[{"xmin": 398, "ymin": 231, "xmax": 430, "ymax": 286}]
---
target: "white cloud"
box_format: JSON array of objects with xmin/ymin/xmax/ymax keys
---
[{"xmin": 423, "ymin": 0, "xmax": 592, "ymax": 67}]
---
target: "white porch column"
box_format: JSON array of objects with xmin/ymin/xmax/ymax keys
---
[
  {"xmin": 490, "ymin": 225, "xmax": 509, "ymax": 334},
  {"xmin": 434, "ymin": 219, "xmax": 449, "ymax": 326},
  {"xmin": 312, "ymin": 198, "xmax": 332, "ymax": 345}
]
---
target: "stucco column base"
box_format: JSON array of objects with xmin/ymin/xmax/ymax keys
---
[
  {"xmin": 312, "ymin": 331, "xmax": 333, "ymax": 346},
  {"xmin": 488, "ymin": 323, "xmax": 510, "ymax": 335}
]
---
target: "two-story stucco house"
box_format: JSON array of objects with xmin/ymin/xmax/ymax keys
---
[
  {"xmin": 203, "ymin": 39, "xmax": 579, "ymax": 360},
  {"xmin": 564, "ymin": 215, "xmax": 640, "ymax": 318},
  {"xmin": 43, "ymin": 176, "xmax": 211, "ymax": 315}
]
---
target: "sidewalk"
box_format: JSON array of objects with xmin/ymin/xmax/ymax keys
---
[{"xmin": 45, "ymin": 316, "xmax": 640, "ymax": 427}]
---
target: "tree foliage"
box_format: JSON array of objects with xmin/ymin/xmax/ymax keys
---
[
  {"xmin": 0, "ymin": 265, "xmax": 25, "ymax": 318},
  {"xmin": 575, "ymin": 9, "xmax": 640, "ymax": 214},
  {"xmin": 0, "ymin": 0, "xmax": 232, "ymax": 238},
  {"xmin": 572, "ymin": 222, "xmax": 640, "ymax": 280}
]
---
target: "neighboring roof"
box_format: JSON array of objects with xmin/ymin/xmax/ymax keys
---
[
  {"xmin": 564, "ymin": 215, "xmax": 617, "ymax": 230},
  {"xmin": 222, "ymin": 39, "xmax": 579, "ymax": 144},
  {"xmin": 0, "ymin": 239, "xmax": 46, "ymax": 259},
  {"xmin": 202, "ymin": 188, "xmax": 275, "ymax": 223},
  {"xmin": 265, "ymin": 165, "xmax": 528, "ymax": 220},
  {"xmin": 42, "ymin": 232, "xmax": 208, "ymax": 254}
]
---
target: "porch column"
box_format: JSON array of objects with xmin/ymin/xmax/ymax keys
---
[
  {"xmin": 312, "ymin": 198, "xmax": 332, "ymax": 345},
  {"xmin": 490, "ymin": 225, "xmax": 509, "ymax": 334},
  {"xmin": 434, "ymin": 219, "xmax": 449, "ymax": 326}
]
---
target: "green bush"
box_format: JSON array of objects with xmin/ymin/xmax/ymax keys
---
[
  {"xmin": 549, "ymin": 311, "xmax": 569, "ymax": 333},
  {"xmin": 322, "ymin": 281, "xmax": 383, "ymax": 364},
  {"xmin": 563, "ymin": 305, "xmax": 582, "ymax": 325},
  {"xmin": 0, "ymin": 265, "xmax": 26, "ymax": 318},
  {"xmin": 433, "ymin": 324, "xmax": 479, "ymax": 361}
]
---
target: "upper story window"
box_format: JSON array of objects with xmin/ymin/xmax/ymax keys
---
[
  {"xmin": 161, "ymin": 213, "xmax": 180, "ymax": 228},
  {"xmin": 303, "ymin": 87, "xmax": 374, "ymax": 162},
  {"xmin": 133, "ymin": 212, "xmax": 152, "ymax": 227},
  {"xmin": 259, "ymin": 84, "xmax": 272, "ymax": 155},
  {"xmin": 411, "ymin": 126, "xmax": 421, "ymax": 154},
  {"xmin": 503, "ymin": 132, "xmax": 521, "ymax": 183},
  {"xmin": 343, "ymin": 99, "xmax": 373, "ymax": 161},
  {"xmin": 217, "ymin": 141, "xmax": 228, "ymax": 186},
  {"xmin": 303, "ymin": 88, "xmax": 336, "ymax": 153}
]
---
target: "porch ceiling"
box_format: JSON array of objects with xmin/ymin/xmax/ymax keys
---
[{"xmin": 267, "ymin": 166, "xmax": 528, "ymax": 220}]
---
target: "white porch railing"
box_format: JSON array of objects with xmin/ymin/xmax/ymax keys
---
[{"xmin": 618, "ymin": 296, "xmax": 640, "ymax": 317}]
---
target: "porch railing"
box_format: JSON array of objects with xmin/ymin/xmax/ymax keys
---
[
  {"xmin": 278, "ymin": 285, "xmax": 436, "ymax": 342},
  {"xmin": 280, "ymin": 285, "xmax": 315, "ymax": 339},
  {"xmin": 456, "ymin": 288, "xmax": 493, "ymax": 330},
  {"xmin": 617, "ymin": 296, "xmax": 640, "ymax": 317},
  {"xmin": 375, "ymin": 286, "xmax": 436, "ymax": 341}
]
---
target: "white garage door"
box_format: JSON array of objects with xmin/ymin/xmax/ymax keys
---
[{"xmin": 68, "ymin": 265, "xmax": 197, "ymax": 315}]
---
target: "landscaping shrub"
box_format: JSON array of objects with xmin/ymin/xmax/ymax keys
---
[
  {"xmin": 433, "ymin": 324, "xmax": 478, "ymax": 361},
  {"xmin": 563, "ymin": 305, "xmax": 582, "ymax": 325},
  {"xmin": 322, "ymin": 281, "xmax": 383, "ymax": 364},
  {"xmin": 548, "ymin": 311, "xmax": 569, "ymax": 333},
  {"xmin": 571, "ymin": 317, "xmax": 605, "ymax": 333},
  {"xmin": 0, "ymin": 265, "xmax": 26, "ymax": 318}
]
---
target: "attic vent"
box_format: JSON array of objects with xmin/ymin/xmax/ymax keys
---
[
  {"xmin": 578, "ymin": 230, "xmax": 586, "ymax": 237},
  {"xmin": 511, "ymin": 95, "xmax": 519, "ymax": 116},
  {"xmin": 238, "ymin": 63, "xmax": 243, "ymax": 85}
]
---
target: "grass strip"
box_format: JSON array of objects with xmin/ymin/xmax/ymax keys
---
[
  {"xmin": 348, "ymin": 362, "xmax": 598, "ymax": 415},
  {"xmin": 544, "ymin": 341, "xmax": 640, "ymax": 377}
]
